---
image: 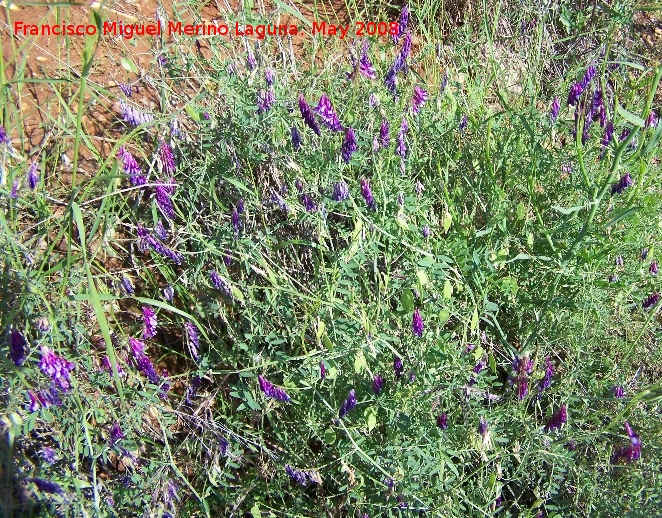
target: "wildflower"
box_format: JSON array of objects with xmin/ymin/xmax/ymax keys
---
[
  {"xmin": 29, "ymin": 478, "xmax": 64, "ymax": 495},
  {"xmin": 341, "ymin": 127, "xmax": 357, "ymax": 163},
  {"xmin": 129, "ymin": 337, "xmax": 159, "ymax": 384},
  {"xmin": 295, "ymin": 179, "xmax": 304, "ymax": 192},
  {"xmin": 645, "ymin": 110, "xmax": 658, "ymax": 128},
  {"xmin": 185, "ymin": 375, "xmax": 202, "ymax": 406},
  {"xmin": 223, "ymin": 249, "xmax": 233, "ymax": 267},
  {"xmin": 478, "ymin": 417, "xmax": 488, "ymax": 436},
  {"xmin": 396, "ymin": 494, "xmax": 408, "ymax": 508},
  {"xmin": 299, "ymin": 95, "xmax": 321, "ymax": 135},
  {"xmin": 210, "ymin": 270, "xmax": 223, "ymax": 289},
  {"xmin": 545, "ymin": 404, "xmax": 567, "ymax": 431},
  {"xmin": 642, "ymin": 293, "xmax": 660, "ymax": 310},
  {"xmin": 159, "ymin": 140, "xmax": 176, "ymax": 175},
  {"xmin": 550, "ymin": 97, "xmax": 560, "ymax": 122},
  {"xmin": 41, "ymin": 447, "xmax": 57, "ymax": 464},
  {"xmin": 257, "ymin": 89, "xmax": 276, "ymax": 114},
  {"xmin": 332, "ymin": 181, "xmax": 349, "ymax": 202},
  {"xmin": 258, "ymin": 375, "xmax": 291, "ymax": 402},
  {"xmin": 10, "ymin": 180, "xmax": 18, "ymax": 199},
  {"xmin": 9, "ymin": 328, "xmax": 28, "ymax": 367},
  {"xmin": 393, "ymin": 5, "xmax": 409, "ymax": 43},
  {"xmin": 613, "ymin": 421, "xmax": 641, "ymax": 462},
  {"xmin": 538, "ymin": 357, "xmax": 553, "ymax": 393},
  {"xmin": 220, "ymin": 437, "xmax": 229, "ymax": 456},
  {"xmin": 117, "ymin": 146, "xmax": 146, "ymax": 186},
  {"xmin": 301, "ymin": 193, "xmax": 317, "ymax": 212},
  {"xmin": 379, "ymin": 119, "xmax": 390, "ymax": 148},
  {"xmin": 246, "ymin": 51, "xmax": 257, "ymax": 71},
  {"xmin": 285, "ymin": 465, "xmax": 309, "ymax": 486},
  {"xmin": 101, "ymin": 355, "xmax": 125, "ymax": 377},
  {"xmin": 459, "ymin": 115, "xmax": 468, "ymax": 133},
  {"xmin": 611, "ymin": 173, "xmax": 633, "ymax": 195},
  {"xmin": 315, "ymin": 94, "xmax": 343, "ymax": 132},
  {"xmin": 120, "ymin": 276, "xmax": 134, "ymax": 295},
  {"xmin": 650, "ymin": 261, "xmax": 658, "ymax": 275},
  {"xmin": 231, "ymin": 208, "xmax": 241, "ymax": 237},
  {"xmin": 398, "ymin": 192, "xmax": 404, "ymax": 205},
  {"xmin": 373, "ymin": 374, "xmax": 384, "ymax": 395},
  {"xmin": 185, "ymin": 322, "xmax": 200, "ymax": 362},
  {"xmin": 609, "ymin": 274, "xmax": 619, "ymax": 283},
  {"xmin": 360, "ymin": 178, "xmax": 375, "ymax": 210},
  {"xmin": 291, "ymin": 126, "xmax": 302, "ymax": 150},
  {"xmin": 265, "ymin": 68, "xmax": 275, "ymax": 86},
  {"xmin": 37, "ymin": 385, "xmax": 62, "ymax": 407},
  {"xmin": 163, "ymin": 286, "xmax": 174, "ymax": 301},
  {"xmin": 473, "ymin": 360, "xmax": 486, "ymax": 374},
  {"xmin": 154, "ymin": 178, "xmax": 176, "ymax": 220},
  {"xmin": 142, "ymin": 306, "xmax": 157, "ymax": 339},
  {"xmin": 412, "ymin": 309, "xmax": 424, "ymax": 337},
  {"xmin": 411, "ymin": 86, "xmax": 428, "ymax": 114},
  {"xmin": 372, "ymin": 136, "xmax": 380, "ymax": 152},
  {"xmin": 414, "ymin": 179, "xmax": 424, "ymax": 196},
  {"xmin": 109, "ymin": 422, "xmax": 124, "ymax": 446},
  {"xmin": 368, "ymin": 93, "xmax": 378, "ymax": 108},
  {"xmin": 39, "ymin": 346, "xmax": 75, "ymax": 392},
  {"xmin": 615, "ymin": 255, "xmax": 624, "ymax": 267},
  {"xmin": 567, "ymin": 83, "xmax": 582, "ymax": 106},
  {"xmin": 441, "ymin": 72, "xmax": 448, "ymax": 93},
  {"xmin": 320, "ymin": 361, "xmax": 326, "ymax": 379},
  {"xmin": 0, "ymin": 125, "xmax": 10, "ymax": 145},
  {"xmin": 408, "ymin": 370, "xmax": 416, "ymax": 382},
  {"xmin": 394, "ymin": 356, "xmax": 404, "ymax": 377},
  {"xmin": 26, "ymin": 162, "xmax": 39, "ymax": 190},
  {"xmin": 384, "ymin": 65, "xmax": 397, "ymax": 96},
  {"xmin": 437, "ymin": 413, "xmax": 448, "ymax": 430},
  {"xmin": 396, "ymin": 119, "xmax": 408, "ymax": 157},
  {"xmin": 601, "ymin": 121, "xmax": 614, "ymax": 155},
  {"xmin": 339, "ymin": 388, "xmax": 357, "ymax": 418},
  {"xmin": 641, "ymin": 248, "xmax": 649, "ymax": 261},
  {"xmin": 159, "ymin": 369, "xmax": 171, "ymax": 397},
  {"xmin": 400, "ymin": 32, "xmax": 412, "ymax": 68},
  {"xmin": 613, "ymin": 385, "xmax": 625, "ymax": 398},
  {"xmin": 359, "ymin": 41, "xmax": 376, "ymax": 79},
  {"xmin": 119, "ymin": 99, "xmax": 154, "ymax": 126},
  {"xmin": 422, "ymin": 225, "xmax": 430, "ymax": 238}
]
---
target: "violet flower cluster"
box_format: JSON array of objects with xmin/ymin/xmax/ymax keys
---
[
  {"xmin": 411, "ymin": 86, "xmax": 428, "ymax": 114},
  {"xmin": 511, "ymin": 355, "xmax": 533, "ymax": 400},
  {"xmin": 137, "ymin": 224, "xmax": 182, "ymax": 265},
  {"xmin": 185, "ymin": 321, "xmax": 200, "ymax": 362},
  {"xmin": 338, "ymin": 388, "xmax": 357, "ymax": 418},
  {"xmin": 258, "ymin": 375, "xmax": 291, "ymax": 402},
  {"xmin": 373, "ymin": 374, "xmax": 384, "ymax": 395},
  {"xmin": 545, "ymin": 404, "xmax": 567, "ymax": 431},
  {"xmin": 332, "ymin": 181, "xmax": 349, "ymax": 202},
  {"xmin": 613, "ymin": 422, "xmax": 641, "ymax": 462},
  {"xmin": 117, "ymin": 146, "xmax": 146, "ymax": 186},
  {"xmin": 611, "ymin": 173, "xmax": 633, "ymax": 195},
  {"xmin": 315, "ymin": 95, "xmax": 343, "ymax": 132},
  {"xmin": 142, "ymin": 305, "xmax": 157, "ymax": 339},
  {"xmin": 129, "ymin": 337, "xmax": 160, "ymax": 384},
  {"xmin": 341, "ymin": 128, "xmax": 357, "ymax": 163},
  {"xmin": 9, "ymin": 328, "xmax": 28, "ymax": 366},
  {"xmin": 119, "ymin": 99, "xmax": 154, "ymax": 126},
  {"xmin": 299, "ymin": 95, "xmax": 321, "ymax": 135},
  {"xmin": 412, "ymin": 309, "xmax": 424, "ymax": 337},
  {"xmin": 39, "ymin": 346, "xmax": 75, "ymax": 392},
  {"xmin": 360, "ymin": 178, "xmax": 375, "ymax": 210}
]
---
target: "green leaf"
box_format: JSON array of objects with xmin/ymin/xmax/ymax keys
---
[
  {"xmin": 250, "ymin": 504, "xmax": 261, "ymax": 518},
  {"xmin": 470, "ymin": 308, "xmax": 479, "ymax": 332},
  {"xmin": 401, "ymin": 289, "xmax": 414, "ymax": 311},
  {"xmin": 443, "ymin": 280, "xmax": 453, "ymax": 299},
  {"xmin": 416, "ymin": 270, "xmax": 429, "ymax": 286},
  {"xmin": 120, "ymin": 57, "xmax": 138, "ymax": 74},
  {"xmin": 516, "ymin": 202, "xmax": 526, "ymax": 220},
  {"xmin": 324, "ymin": 428, "xmax": 336, "ymax": 444},
  {"xmin": 365, "ymin": 407, "xmax": 377, "ymax": 432},
  {"xmin": 438, "ymin": 308, "xmax": 450, "ymax": 325},
  {"xmin": 354, "ymin": 352, "xmax": 367, "ymax": 374},
  {"xmin": 442, "ymin": 211, "xmax": 453, "ymax": 233},
  {"xmin": 616, "ymin": 104, "xmax": 646, "ymax": 127}
]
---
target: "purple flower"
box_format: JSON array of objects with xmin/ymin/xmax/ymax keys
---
[
  {"xmin": 135, "ymin": 226, "xmax": 182, "ymax": 265},
  {"xmin": 379, "ymin": 120, "xmax": 390, "ymax": 148},
  {"xmin": 613, "ymin": 385, "xmax": 625, "ymax": 398},
  {"xmin": 265, "ymin": 68, "xmax": 275, "ymax": 86},
  {"xmin": 650, "ymin": 261, "xmax": 658, "ymax": 275},
  {"xmin": 258, "ymin": 375, "xmax": 291, "ymax": 402},
  {"xmin": 400, "ymin": 32, "xmax": 412, "ymax": 65},
  {"xmin": 611, "ymin": 172, "xmax": 633, "ymax": 195},
  {"xmin": 27, "ymin": 162, "xmax": 39, "ymax": 190},
  {"xmin": 459, "ymin": 115, "xmax": 468, "ymax": 133},
  {"xmin": 567, "ymin": 83, "xmax": 582, "ymax": 106},
  {"xmin": 101, "ymin": 355, "xmax": 125, "ymax": 377},
  {"xmin": 320, "ymin": 361, "xmax": 326, "ymax": 379},
  {"xmin": 285, "ymin": 465, "xmax": 309, "ymax": 486},
  {"xmin": 39, "ymin": 346, "xmax": 75, "ymax": 392},
  {"xmin": 231, "ymin": 208, "xmax": 241, "ymax": 237},
  {"xmin": 109, "ymin": 422, "xmax": 124, "ymax": 446},
  {"xmin": 41, "ymin": 447, "xmax": 57, "ymax": 464},
  {"xmin": 645, "ymin": 110, "xmax": 657, "ymax": 128},
  {"xmin": 154, "ymin": 178, "xmax": 176, "ymax": 220},
  {"xmin": 9, "ymin": 328, "xmax": 28, "ymax": 366},
  {"xmin": 613, "ymin": 421, "xmax": 641, "ymax": 462},
  {"xmin": 478, "ymin": 417, "xmax": 488, "ymax": 436},
  {"xmin": 538, "ymin": 357, "xmax": 554, "ymax": 393},
  {"xmin": 223, "ymin": 249, "xmax": 233, "ymax": 267},
  {"xmin": 220, "ymin": 437, "xmax": 229, "ymax": 456},
  {"xmin": 299, "ymin": 95, "xmax": 321, "ymax": 135},
  {"xmin": 246, "ymin": 51, "xmax": 257, "ymax": 71},
  {"xmin": 139, "ymin": 307, "xmax": 157, "ymax": 340},
  {"xmin": 339, "ymin": 388, "xmax": 357, "ymax": 418},
  {"xmin": 291, "ymin": 126, "xmax": 302, "ymax": 150},
  {"xmin": 601, "ymin": 121, "xmax": 614, "ymax": 155},
  {"xmin": 129, "ymin": 337, "xmax": 159, "ymax": 384},
  {"xmin": 441, "ymin": 73, "xmax": 448, "ymax": 93},
  {"xmin": 119, "ymin": 83, "xmax": 132, "ymax": 97},
  {"xmin": 10, "ymin": 180, "xmax": 19, "ymax": 199},
  {"xmin": 437, "ymin": 413, "xmax": 448, "ymax": 430},
  {"xmin": 29, "ymin": 478, "xmax": 64, "ymax": 495},
  {"xmin": 210, "ymin": 270, "xmax": 224, "ymax": 290},
  {"xmin": 412, "ymin": 309, "xmax": 424, "ymax": 337},
  {"xmin": 360, "ymin": 178, "xmax": 375, "ymax": 210},
  {"xmin": 394, "ymin": 356, "xmax": 404, "ymax": 377},
  {"xmin": 411, "ymin": 86, "xmax": 428, "ymax": 114},
  {"xmin": 332, "ymin": 181, "xmax": 349, "ymax": 202},
  {"xmin": 257, "ymin": 89, "xmax": 276, "ymax": 114},
  {"xmin": 119, "ymin": 99, "xmax": 154, "ymax": 126},
  {"xmin": 615, "ymin": 254, "xmax": 624, "ymax": 267},
  {"xmin": 121, "ymin": 276, "xmax": 134, "ymax": 295},
  {"xmin": 545, "ymin": 404, "xmax": 567, "ymax": 431},
  {"xmin": 117, "ymin": 146, "xmax": 146, "ymax": 186},
  {"xmin": 359, "ymin": 52, "xmax": 376, "ymax": 80},
  {"xmin": 163, "ymin": 286, "xmax": 174, "ymax": 301},
  {"xmin": 301, "ymin": 193, "xmax": 317, "ymax": 212},
  {"xmin": 368, "ymin": 93, "xmax": 378, "ymax": 108},
  {"xmin": 0, "ymin": 125, "xmax": 10, "ymax": 145},
  {"xmin": 185, "ymin": 322, "xmax": 200, "ymax": 361},
  {"xmin": 396, "ymin": 119, "xmax": 408, "ymax": 157},
  {"xmin": 422, "ymin": 225, "xmax": 430, "ymax": 238},
  {"xmin": 550, "ymin": 97, "xmax": 560, "ymax": 122},
  {"xmin": 393, "ymin": 5, "xmax": 409, "ymax": 43},
  {"xmin": 159, "ymin": 140, "xmax": 176, "ymax": 175},
  {"xmin": 373, "ymin": 374, "xmax": 384, "ymax": 395},
  {"xmin": 384, "ymin": 65, "xmax": 397, "ymax": 96},
  {"xmin": 315, "ymin": 95, "xmax": 343, "ymax": 132},
  {"xmin": 341, "ymin": 127, "xmax": 357, "ymax": 163},
  {"xmin": 37, "ymin": 385, "xmax": 62, "ymax": 408},
  {"xmin": 642, "ymin": 293, "xmax": 660, "ymax": 310},
  {"xmin": 473, "ymin": 360, "xmax": 486, "ymax": 374},
  {"xmin": 641, "ymin": 248, "xmax": 649, "ymax": 261}
]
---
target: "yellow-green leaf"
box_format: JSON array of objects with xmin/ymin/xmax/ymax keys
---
[
  {"xmin": 443, "ymin": 280, "xmax": 453, "ymax": 299},
  {"xmin": 470, "ymin": 308, "xmax": 479, "ymax": 332}
]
